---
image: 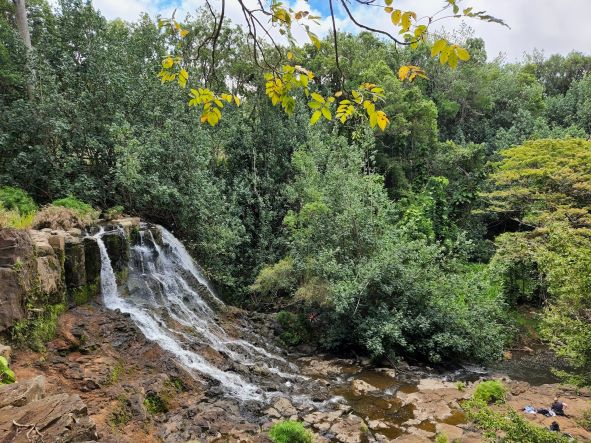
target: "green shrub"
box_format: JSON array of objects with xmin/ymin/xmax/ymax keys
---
[
  {"xmin": 103, "ymin": 205, "xmax": 124, "ymax": 220},
  {"xmin": 0, "ymin": 186, "xmax": 37, "ymax": 215},
  {"xmin": 578, "ymin": 406, "xmax": 591, "ymax": 431},
  {"xmin": 268, "ymin": 420, "xmax": 313, "ymax": 443},
  {"xmin": 276, "ymin": 311, "xmax": 311, "ymax": 347},
  {"xmin": 10, "ymin": 304, "xmax": 66, "ymax": 352},
  {"xmin": 52, "ymin": 196, "xmax": 98, "ymax": 217},
  {"xmin": 473, "ymin": 380, "xmax": 506, "ymax": 404},
  {"xmin": 463, "ymin": 399, "xmax": 571, "ymax": 442},
  {"xmin": 0, "ymin": 356, "xmax": 16, "ymax": 385},
  {"xmin": 250, "ymin": 257, "xmax": 295, "ymax": 297},
  {"xmin": 143, "ymin": 392, "xmax": 168, "ymax": 414}
]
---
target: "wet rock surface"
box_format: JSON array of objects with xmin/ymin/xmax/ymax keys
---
[
  {"xmin": 4, "ymin": 220, "xmax": 591, "ymax": 443},
  {"xmin": 7, "ymin": 302, "xmax": 591, "ymax": 443}
]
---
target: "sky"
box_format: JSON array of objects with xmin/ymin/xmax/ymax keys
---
[{"xmin": 83, "ymin": 0, "xmax": 591, "ymax": 61}]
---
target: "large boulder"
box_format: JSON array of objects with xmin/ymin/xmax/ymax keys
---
[
  {"xmin": 35, "ymin": 255, "xmax": 63, "ymax": 300},
  {"xmin": 65, "ymin": 236, "xmax": 86, "ymax": 289},
  {"xmin": 0, "ymin": 268, "xmax": 26, "ymax": 332},
  {"xmin": 0, "ymin": 229, "xmax": 33, "ymax": 268},
  {"xmin": 0, "ymin": 229, "xmax": 35, "ymax": 332},
  {"xmin": 103, "ymin": 230, "xmax": 129, "ymax": 274},
  {"xmin": 0, "ymin": 376, "xmax": 98, "ymax": 442},
  {"xmin": 83, "ymin": 237, "xmax": 101, "ymax": 284}
]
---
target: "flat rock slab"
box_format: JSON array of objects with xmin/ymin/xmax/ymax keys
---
[{"xmin": 0, "ymin": 375, "xmax": 98, "ymax": 442}]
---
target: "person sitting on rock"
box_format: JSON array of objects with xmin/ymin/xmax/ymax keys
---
[{"xmin": 551, "ymin": 397, "xmax": 567, "ymax": 416}]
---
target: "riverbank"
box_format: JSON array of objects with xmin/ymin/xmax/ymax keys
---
[{"xmin": 3, "ymin": 302, "xmax": 591, "ymax": 442}]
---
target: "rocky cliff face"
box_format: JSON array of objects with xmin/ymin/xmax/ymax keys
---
[{"xmin": 0, "ymin": 218, "xmax": 140, "ymax": 335}]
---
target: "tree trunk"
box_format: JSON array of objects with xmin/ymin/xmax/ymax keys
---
[
  {"xmin": 13, "ymin": 0, "xmax": 33, "ymax": 98},
  {"xmin": 13, "ymin": 0, "xmax": 31, "ymax": 50}
]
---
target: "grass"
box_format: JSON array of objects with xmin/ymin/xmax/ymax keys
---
[
  {"xmin": 143, "ymin": 392, "xmax": 168, "ymax": 414},
  {"xmin": 463, "ymin": 399, "xmax": 573, "ymax": 442},
  {"xmin": 107, "ymin": 360, "xmax": 125, "ymax": 385},
  {"xmin": 109, "ymin": 395, "xmax": 132, "ymax": 428},
  {"xmin": 268, "ymin": 420, "xmax": 313, "ymax": 443},
  {"xmin": 0, "ymin": 204, "xmax": 35, "ymax": 229}
]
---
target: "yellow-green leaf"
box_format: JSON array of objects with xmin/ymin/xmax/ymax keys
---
[
  {"xmin": 431, "ymin": 39, "xmax": 447, "ymax": 57},
  {"xmin": 162, "ymin": 57, "xmax": 174, "ymax": 69},
  {"xmin": 311, "ymin": 92, "xmax": 325, "ymax": 103},
  {"xmin": 310, "ymin": 110, "xmax": 322, "ymax": 125},
  {"xmin": 456, "ymin": 47, "xmax": 470, "ymax": 61},
  {"xmin": 398, "ymin": 65, "xmax": 410, "ymax": 81},
  {"xmin": 178, "ymin": 68, "xmax": 188, "ymax": 88},
  {"xmin": 321, "ymin": 107, "xmax": 332, "ymax": 120},
  {"xmin": 376, "ymin": 111, "xmax": 389, "ymax": 131}
]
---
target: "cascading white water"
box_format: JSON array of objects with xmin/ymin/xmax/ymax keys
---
[{"xmin": 94, "ymin": 225, "xmax": 304, "ymax": 402}]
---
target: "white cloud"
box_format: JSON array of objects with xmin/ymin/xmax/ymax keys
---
[
  {"xmin": 86, "ymin": 0, "xmax": 591, "ymax": 61},
  {"xmin": 337, "ymin": 0, "xmax": 591, "ymax": 61}
]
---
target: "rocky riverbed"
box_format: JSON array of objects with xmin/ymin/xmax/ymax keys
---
[
  {"xmin": 1, "ymin": 219, "xmax": 590, "ymax": 442},
  {"xmin": 2, "ymin": 302, "xmax": 591, "ymax": 442}
]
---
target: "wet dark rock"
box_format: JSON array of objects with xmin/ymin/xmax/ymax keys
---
[
  {"xmin": 83, "ymin": 236, "xmax": 101, "ymax": 285},
  {"xmin": 103, "ymin": 231, "xmax": 129, "ymax": 274},
  {"xmin": 65, "ymin": 236, "xmax": 87, "ymax": 288}
]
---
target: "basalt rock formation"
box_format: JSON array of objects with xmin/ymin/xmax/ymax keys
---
[{"xmin": 0, "ymin": 218, "xmax": 140, "ymax": 335}]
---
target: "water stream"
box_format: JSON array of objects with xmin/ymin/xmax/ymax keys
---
[
  {"xmin": 93, "ymin": 222, "xmax": 568, "ymax": 441},
  {"xmin": 94, "ymin": 225, "xmax": 303, "ymax": 402}
]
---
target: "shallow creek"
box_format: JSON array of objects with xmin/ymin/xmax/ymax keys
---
[{"xmin": 290, "ymin": 343, "xmax": 566, "ymax": 442}]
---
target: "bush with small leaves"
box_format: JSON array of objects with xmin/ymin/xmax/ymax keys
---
[
  {"xmin": 473, "ymin": 380, "xmax": 506, "ymax": 404},
  {"xmin": 269, "ymin": 420, "xmax": 313, "ymax": 443},
  {"xmin": 143, "ymin": 392, "xmax": 168, "ymax": 414}
]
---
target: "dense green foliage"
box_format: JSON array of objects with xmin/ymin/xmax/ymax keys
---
[
  {"xmin": 0, "ymin": 186, "xmax": 37, "ymax": 215},
  {"xmin": 52, "ymin": 196, "xmax": 97, "ymax": 216},
  {"xmin": 1, "ymin": 1, "xmax": 590, "ymax": 374},
  {"xmin": 473, "ymin": 380, "xmax": 506, "ymax": 404},
  {"xmin": 268, "ymin": 420, "xmax": 313, "ymax": 443},
  {"xmin": 487, "ymin": 139, "xmax": 591, "ymax": 385}
]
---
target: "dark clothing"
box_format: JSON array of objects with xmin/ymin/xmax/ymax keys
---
[
  {"xmin": 551, "ymin": 401, "xmax": 565, "ymax": 416},
  {"xmin": 550, "ymin": 421, "xmax": 560, "ymax": 432}
]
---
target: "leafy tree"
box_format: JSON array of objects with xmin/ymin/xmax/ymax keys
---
[{"xmin": 487, "ymin": 139, "xmax": 591, "ymax": 385}]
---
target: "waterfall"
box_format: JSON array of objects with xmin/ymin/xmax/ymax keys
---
[{"xmin": 94, "ymin": 225, "xmax": 304, "ymax": 402}]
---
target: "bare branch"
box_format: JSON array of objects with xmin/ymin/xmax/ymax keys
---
[
  {"xmin": 329, "ymin": 0, "xmax": 345, "ymax": 87},
  {"xmin": 339, "ymin": 0, "xmax": 410, "ymax": 46}
]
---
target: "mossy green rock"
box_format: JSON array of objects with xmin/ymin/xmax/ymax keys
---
[
  {"xmin": 83, "ymin": 237, "xmax": 100, "ymax": 284},
  {"xmin": 64, "ymin": 237, "xmax": 86, "ymax": 288},
  {"xmin": 103, "ymin": 231, "xmax": 129, "ymax": 274}
]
